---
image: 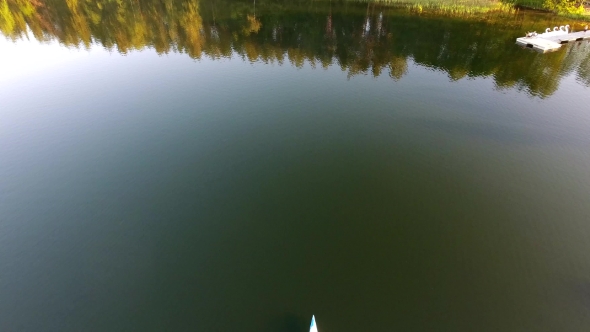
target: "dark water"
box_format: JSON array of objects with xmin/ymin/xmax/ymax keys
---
[{"xmin": 2, "ymin": 1, "xmax": 590, "ymax": 331}]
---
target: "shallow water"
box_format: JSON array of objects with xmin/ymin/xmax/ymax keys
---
[{"xmin": 1, "ymin": 1, "xmax": 590, "ymax": 331}]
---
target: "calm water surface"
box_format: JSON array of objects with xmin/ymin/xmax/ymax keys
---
[{"xmin": 1, "ymin": 1, "xmax": 590, "ymax": 331}]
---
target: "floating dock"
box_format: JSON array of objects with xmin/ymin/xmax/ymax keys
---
[{"xmin": 516, "ymin": 31, "xmax": 590, "ymax": 53}]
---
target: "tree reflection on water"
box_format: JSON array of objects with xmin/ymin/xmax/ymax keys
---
[{"xmin": 2, "ymin": 0, "xmax": 589, "ymax": 97}]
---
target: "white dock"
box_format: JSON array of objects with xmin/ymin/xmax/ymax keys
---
[{"xmin": 516, "ymin": 30, "xmax": 590, "ymax": 53}]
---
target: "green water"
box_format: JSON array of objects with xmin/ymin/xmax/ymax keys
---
[{"xmin": 1, "ymin": 1, "xmax": 590, "ymax": 331}]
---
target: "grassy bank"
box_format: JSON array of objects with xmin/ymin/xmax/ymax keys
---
[
  {"xmin": 362, "ymin": 0, "xmax": 590, "ymax": 17},
  {"xmin": 508, "ymin": 0, "xmax": 588, "ymax": 17},
  {"xmin": 364, "ymin": 0, "xmax": 511, "ymax": 11}
]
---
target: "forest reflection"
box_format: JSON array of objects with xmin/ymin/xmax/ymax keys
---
[{"xmin": 2, "ymin": 0, "xmax": 590, "ymax": 97}]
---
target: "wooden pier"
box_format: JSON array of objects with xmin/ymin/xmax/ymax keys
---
[{"xmin": 516, "ymin": 31, "xmax": 590, "ymax": 53}]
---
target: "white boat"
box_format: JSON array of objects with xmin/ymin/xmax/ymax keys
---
[{"xmin": 310, "ymin": 315, "xmax": 318, "ymax": 332}]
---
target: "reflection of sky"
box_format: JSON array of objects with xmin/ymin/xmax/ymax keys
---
[
  {"xmin": 0, "ymin": 38, "xmax": 97, "ymax": 84},
  {"xmin": 2, "ymin": 36, "xmax": 590, "ymax": 129},
  {"xmin": 2, "ymin": 36, "xmax": 590, "ymax": 155}
]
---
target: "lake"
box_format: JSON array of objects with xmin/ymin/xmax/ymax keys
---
[{"xmin": 1, "ymin": 0, "xmax": 590, "ymax": 331}]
